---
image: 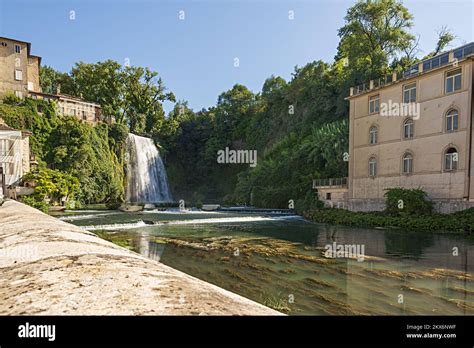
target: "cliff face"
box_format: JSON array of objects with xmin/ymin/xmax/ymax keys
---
[{"xmin": 0, "ymin": 201, "xmax": 281, "ymax": 315}]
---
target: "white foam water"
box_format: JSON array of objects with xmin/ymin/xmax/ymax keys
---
[
  {"xmin": 60, "ymin": 212, "xmax": 120, "ymax": 221},
  {"xmin": 80, "ymin": 215, "xmax": 303, "ymax": 231},
  {"xmin": 81, "ymin": 220, "xmax": 148, "ymax": 231},
  {"xmin": 125, "ymin": 134, "xmax": 173, "ymax": 203}
]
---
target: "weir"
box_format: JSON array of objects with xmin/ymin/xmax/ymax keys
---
[{"xmin": 125, "ymin": 134, "xmax": 172, "ymax": 203}]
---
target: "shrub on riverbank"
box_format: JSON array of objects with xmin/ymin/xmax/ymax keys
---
[
  {"xmin": 303, "ymin": 208, "xmax": 474, "ymax": 233},
  {"xmin": 384, "ymin": 188, "xmax": 433, "ymax": 216}
]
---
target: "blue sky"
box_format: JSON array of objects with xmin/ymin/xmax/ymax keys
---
[{"xmin": 1, "ymin": 0, "xmax": 473, "ymax": 113}]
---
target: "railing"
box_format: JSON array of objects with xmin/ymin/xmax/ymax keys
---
[
  {"xmin": 313, "ymin": 177, "xmax": 348, "ymax": 188},
  {"xmin": 351, "ymin": 42, "xmax": 474, "ymax": 97}
]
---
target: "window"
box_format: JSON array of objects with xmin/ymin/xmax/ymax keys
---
[
  {"xmin": 27, "ymin": 81, "xmax": 34, "ymax": 91},
  {"xmin": 14, "ymin": 91, "xmax": 22, "ymax": 98},
  {"xmin": 14, "ymin": 70, "xmax": 22, "ymax": 81},
  {"xmin": 15, "ymin": 44, "xmax": 21, "ymax": 54},
  {"xmin": 402, "ymin": 153, "xmax": 413, "ymax": 174},
  {"xmin": 403, "ymin": 119, "xmax": 414, "ymax": 139},
  {"xmin": 368, "ymin": 157, "xmax": 377, "ymax": 177},
  {"xmin": 445, "ymin": 68, "xmax": 462, "ymax": 94},
  {"xmin": 0, "ymin": 162, "xmax": 13, "ymax": 175},
  {"xmin": 0, "ymin": 140, "xmax": 12, "ymax": 156},
  {"xmin": 369, "ymin": 126, "xmax": 378, "ymax": 145},
  {"xmin": 446, "ymin": 109, "xmax": 459, "ymax": 131},
  {"xmin": 326, "ymin": 193, "xmax": 332, "ymax": 200},
  {"xmin": 444, "ymin": 147, "xmax": 458, "ymax": 171},
  {"xmin": 403, "ymin": 83, "xmax": 416, "ymax": 103},
  {"xmin": 369, "ymin": 95, "xmax": 380, "ymax": 114},
  {"xmin": 82, "ymin": 111, "xmax": 87, "ymax": 120}
]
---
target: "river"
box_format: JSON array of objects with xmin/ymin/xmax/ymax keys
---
[{"xmin": 58, "ymin": 209, "xmax": 474, "ymax": 315}]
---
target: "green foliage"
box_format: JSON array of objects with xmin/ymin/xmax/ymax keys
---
[
  {"xmin": 384, "ymin": 188, "xmax": 433, "ymax": 216},
  {"xmin": 40, "ymin": 65, "xmax": 73, "ymax": 94},
  {"xmin": 2, "ymin": 92, "xmax": 23, "ymax": 105},
  {"xmin": 304, "ymin": 208, "xmax": 473, "ymax": 233},
  {"xmin": 337, "ymin": 0, "xmax": 415, "ymax": 81},
  {"xmin": 41, "ymin": 61, "xmax": 175, "ymax": 133},
  {"xmin": 45, "ymin": 119, "xmax": 124, "ymax": 204},
  {"xmin": 22, "ymin": 195, "xmax": 50, "ymax": 213},
  {"xmin": 1, "ymin": 98, "xmax": 125, "ymax": 206},
  {"xmin": 22, "ymin": 168, "xmax": 79, "ymax": 208}
]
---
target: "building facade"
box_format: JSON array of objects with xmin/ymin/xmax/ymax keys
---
[
  {"xmin": 0, "ymin": 37, "xmax": 103, "ymax": 125},
  {"xmin": 29, "ymin": 91, "xmax": 102, "ymax": 124},
  {"xmin": 345, "ymin": 43, "xmax": 474, "ymax": 213},
  {"xmin": 0, "ymin": 37, "xmax": 41, "ymax": 98},
  {"xmin": 0, "ymin": 119, "xmax": 31, "ymax": 198}
]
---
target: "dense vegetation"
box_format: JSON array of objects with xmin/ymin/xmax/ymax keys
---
[
  {"xmin": 2, "ymin": 0, "xmax": 456, "ymax": 211},
  {"xmin": 304, "ymin": 207, "xmax": 474, "ymax": 233},
  {"xmin": 0, "ymin": 97, "xmax": 127, "ymax": 207},
  {"xmin": 304, "ymin": 188, "xmax": 473, "ymax": 233}
]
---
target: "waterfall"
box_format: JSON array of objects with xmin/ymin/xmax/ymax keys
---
[{"xmin": 125, "ymin": 134, "xmax": 173, "ymax": 203}]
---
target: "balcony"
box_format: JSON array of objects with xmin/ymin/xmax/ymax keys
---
[{"xmin": 313, "ymin": 177, "xmax": 348, "ymax": 189}]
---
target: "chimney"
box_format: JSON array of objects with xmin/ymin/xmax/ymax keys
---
[{"xmin": 56, "ymin": 84, "xmax": 61, "ymax": 95}]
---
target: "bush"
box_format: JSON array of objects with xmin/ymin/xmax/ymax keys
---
[
  {"xmin": 22, "ymin": 195, "xmax": 50, "ymax": 213},
  {"xmin": 2, "ymin": 92, "xmax": 23, "ymax": 106},
  {"xmin": 303, "ymin": 208, "xmax": 473, "ymax": 233},
  {"xmin": 384, "ymin": 188, "xmax": 433, "ymax": 216},
  {"xmin": 22, "ymin": 168, "xmax": 80, "ymax": 208}
]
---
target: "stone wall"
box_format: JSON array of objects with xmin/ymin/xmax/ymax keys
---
[{"xmin": 0, "ymin": 200, "xmax": 281, "ymax": 315}]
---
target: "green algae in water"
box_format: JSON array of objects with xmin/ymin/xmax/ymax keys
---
[{"xmin": 70, "ymin": 211, "xmax": 474, "ymax": 315}]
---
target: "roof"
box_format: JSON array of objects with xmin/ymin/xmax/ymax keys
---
[
  {"xmin": 0, "ymin": 123, "xmax": 18, "ymax": 131},
  {"xmin": 57, "ymin": 93, "xmax": 101, "ymax": 107},
  {"xmin": 0, "ymin": 36, "xmax": 42, "ymax": 65},
  {"xmin": 348, "ymin": 42, "xmax": 474, "ymax": 99},
  {"xmin": 0, "ymin": 36, "xmax": 33, "ymax": 57}
]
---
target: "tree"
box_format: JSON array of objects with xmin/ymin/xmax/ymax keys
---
[
  {"xmin": 123, "ymin": 66, "xmax": 175, "ymax": 134},
  {"xmin": 68, "ymin": 60, "xmax": 126, "ymax": 122},
  {"xmin": 337, "ymin": 0, "xmax": 415, "ymax": 81},
  {"xmin": 39, "ymin": 66, "xmax": 73, "ymax": 95},
  {"xmin": 431, "ymin": 26, "xmax": 455, "ymax": 57}
]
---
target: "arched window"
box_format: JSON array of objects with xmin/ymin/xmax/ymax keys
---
[
  {"xmin": 403, "ymin": 119, "xmax": 414, "ymax": 139},
  {"xmin": 368, "ymin": 157, "xmax": 377, "ymax": 177},
  {"xmin": 446, "ymin": 109, "xmax": 458, "ymax": 132},
  {"xmin": 444, "ymin": 147, "xmax": 458, "ymax": 171},
  {"xmin": 402, "ymin": 152, "xmax": 413, "ymax": 174},
  {"xmin": 369, "ymin": 126, "xmax": 378, "ymax": 145}
]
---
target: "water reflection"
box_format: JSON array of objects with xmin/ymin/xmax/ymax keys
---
[
  {"xmin": 69, "ymin": 211, "xmax": 474, "ymax": 315},
  {"xmin": 137, "ymin": 233, "xmax": 165, "ymax": 262}
]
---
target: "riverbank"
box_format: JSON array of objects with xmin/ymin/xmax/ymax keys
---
[
  {"xmin": 0, "ymin": 200, "xmax": 281, "ymax": 315},
  {"xmin": 303, "ymin": 208, "xmax": 474, "ymax": 233}
]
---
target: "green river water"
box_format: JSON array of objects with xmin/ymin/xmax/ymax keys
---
[{"xmin": 58, "ymin": 209, "xmax": 474, "ymax": 315}]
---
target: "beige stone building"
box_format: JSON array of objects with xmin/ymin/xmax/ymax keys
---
[
  {"xmin": 29, "ymin": 91, "xmax": 102, "ymax": 124},
  {"xmin": 0, "ymin": 119, "xmax": 31, "ymax": 198},
  {"xmin": 0, "ymin": 37, "xmax": 41, "ymax": 98},
  {"xmin": 0, "ymin": 36, "xmax": 103, "ymax": 125},
  {"xmin": 315, "ymin": 42, "xmax": 474, "ymax": 213}
]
